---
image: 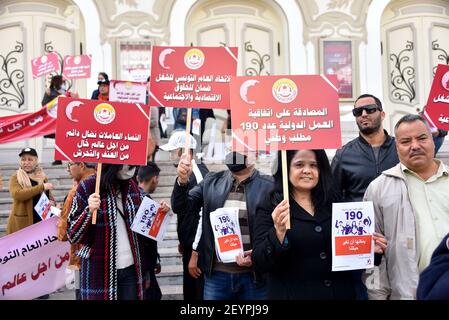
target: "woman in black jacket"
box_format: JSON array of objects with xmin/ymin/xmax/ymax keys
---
[{"xmin": 252, "ymin": 149, "xmax": 386, "ymax": 300}]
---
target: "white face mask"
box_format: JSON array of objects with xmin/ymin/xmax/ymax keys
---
[{"xmin": 116, "ymin": 165, "xmax": 136, "ymax": 180}]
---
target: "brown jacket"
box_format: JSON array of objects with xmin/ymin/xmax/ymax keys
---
[
  {"xmin": 6, "ymin": 174, "xmax": 50, "ymax": 234},
  {"xmin": 57, "ymin": 184, "xmax": 81, "ymax": 269}
]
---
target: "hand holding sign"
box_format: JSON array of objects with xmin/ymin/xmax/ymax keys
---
[
  {"xmin": 88, "ymin": 193, "xmax": 101, "ymax": 214},
  {"xmin": 177, "ymin": 153, "xmax": 192, "ymax": 185},
  {"xmin": 272, "ymin": 199, "xmax": 290, "ymax": 243}
]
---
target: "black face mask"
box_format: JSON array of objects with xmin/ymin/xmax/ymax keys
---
[{"xmin": 225, "ymin": 152, "xmax": 247, "ymax": 173}]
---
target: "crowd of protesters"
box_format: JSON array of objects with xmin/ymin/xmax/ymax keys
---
[{"xmin": 1, "ymin": 73, "xmax": 448, "ymax": 300}]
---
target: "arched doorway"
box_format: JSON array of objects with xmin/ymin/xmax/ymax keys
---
[
  {"xmin": 380, "ymin": 0, "xmax": 449, "ymax": 132},
  {"xmin": 186, "ymin": 0, "xmax": 289, "ymax": 76},
  {"xmin": 0, "ymin": 0, "xmax": 87, "ymax": 162}
]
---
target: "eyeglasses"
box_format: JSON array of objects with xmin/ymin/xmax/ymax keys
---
[
  {"xmin": 352, "ymin": 104, "xmax": 381, "ymax": 117},
  {"xmin": 67, "ymin": 162, "xmax": 80, "ymax": 168}
]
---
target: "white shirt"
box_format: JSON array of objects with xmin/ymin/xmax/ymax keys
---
[{"xmin": 115, "ymin": 193, "xmax": 134, "ymax": 269}]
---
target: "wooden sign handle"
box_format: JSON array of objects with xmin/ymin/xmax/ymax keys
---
[
  {"xmin": 92, "ymin": 162, "xmax": 102, "ymax": 225},
  {"xmin": 281, "ymin": 150, "xmax": 291, "ymax": 230},
  {"xmin": 184, "ymin": 108, "xmax": 193, "ymax": 155}
]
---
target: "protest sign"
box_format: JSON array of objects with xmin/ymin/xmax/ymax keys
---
[
  {"xmin": 54, "ymin": 97, "xmax": 150, "ymax": 165},
  {"xmin": 31, "ymin": 52, "xmax": 60, "ymax": 79},
  {"xmin": 210, "ymin": 207, "xmax": 243, "ymax": 263},
  {"xmin": 149, "ymin": 46, "xmax": 238, "ymax": 109},
  {"xmin": 55, "ymin": 97, "xmax": 150, "ymax": 224},
  {"xmin": 62, "ymin": 54, "xmax": 92, "ymax": 79},
  {"xmin": 423, "ymin": 64, "xmax": 449, "ymax": 131},
  {"xmin": 331, "ymin": 201, "xmax": 375, "ymax": 271},
  {"xmin": 34, "ymin": 193, "xmax": 60, "ymax": 220},
  {"xmin": 230, "ymin": 74, "xmax": 341, "ymax": 229},
  {"xmin": 109, "ymin": 80, "xmax": 147, "ymax": 104},
  {"xmin": 0, "ymin": 97, "xmax": 59, "ymax": 144},
  {"xmin": 0, "ymin": 217, "xmax": 71, "ymax": 300},
  {"xmin": 131, "ymin": 197, "xmax": 173, "ymax": 242},
  {"xmin": 230, "ymin": 75, "xmax": 341, "ymax": 152}
]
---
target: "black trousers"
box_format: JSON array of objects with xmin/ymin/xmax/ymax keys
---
[
  {"xmin": 182, "ymin": 249, "xmax": 204, "ymax": 301},
  {"xmin": 117, "ymin": 265, "xmax": 138, "ymax": 300}
]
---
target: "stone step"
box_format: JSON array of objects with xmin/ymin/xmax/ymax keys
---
[
  {"xmin": 156, "ymin": 264, "xmax": 183, "ymax": 286},
  {"xmin": 160, "ymin": 285, "xmax": 183, "ymax": 300}
]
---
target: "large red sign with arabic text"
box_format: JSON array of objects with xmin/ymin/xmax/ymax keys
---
[
  {"xmin": 424, "ymin": 64, "xmax": 449, "ymax": 131},
  {"xmin": 149, "ymin": 46, "xmax": 238, "ymax": 109},
  {"xmin": 55, "ymin": 97, "xmax": 150, "ymax": 165},
  {"xmin": 230, "ymin": 75, "xmax": 342, "ymax": 151}
]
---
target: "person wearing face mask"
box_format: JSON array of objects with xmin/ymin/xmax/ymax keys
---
[
  {"xmin": 91, "ymin": 72, "xmax": 109, "ymax": 100},
  {"xmin": 172, "ymin": 151, "xmax": 273, "ymax": 300},
  {"xmin": 252, "ymin": 150, "xmax": 387, "ymax": 300},
  {"xmin": 161, "ymin": 132, "xmax": 209, "ymax": 300},
  {"xmin": 67, "ymin": 164, "xmax": 170, "ymax": 300},
  {"xmin": 7, "ymin": 148, "xmax": 55, "ymax": 234}
]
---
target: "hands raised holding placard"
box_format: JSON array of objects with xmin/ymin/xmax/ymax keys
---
[{"xmin": 177, "ymin": 153, "xmax": 192, "ymax": 185}]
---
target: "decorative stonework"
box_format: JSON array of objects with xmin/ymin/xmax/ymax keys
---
[
  {"xmin": 93, "ymin": 0, "xmax": 175, "ymax": 44},
  {"xmin": 295, "ymin": 0, "xmax": 371, "ymax": 43}
]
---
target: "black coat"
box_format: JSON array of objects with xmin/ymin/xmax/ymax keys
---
[
  {"xmin": 417, "ymin": 232, "xmax": 449, "ymax": 300},
  {"xmin": 253, "ymin": 197, "xmax": 356, "ymax": 300},
  {"xmin": 331, "ymin": 131, "xmax": 399, "ymax": 202},
  {"xmin": 175, "ymin": 162, "xmax": 209, "ymax": 249},
  {"xmin": 171, "ymin": 169, "xmax": 273, "ymax": 281}
]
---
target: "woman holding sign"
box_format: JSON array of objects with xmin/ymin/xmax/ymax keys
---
[
  {"xmin": 7, "ymin": 148, "xmax": 55, "ymax": 234},
  {"xmin": 252, "ymin": 150, "xmax": 387, "ymax": 300},
  {"xmin": 67, "ymin": 164, "xmax": 169, "ymax": 300}
]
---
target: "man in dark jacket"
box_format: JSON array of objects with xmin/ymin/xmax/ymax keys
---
[
  {"xmin": 417, "ymin": 232, "xmax": 449, "ymax": 300},
  {"xmin": 331, "ymin": 94, "xmax": 399, "ymax": 300},
  {"xmin": 331, "ymin": 94, "xmax": 399, "ymax": 202},
  {"xmin": 172, "ymin": 151, "xmax": 273, "ymax": 300},
  {"xmin": 163, "ymin": 133, "xmax": 208, "ymax": 300}
]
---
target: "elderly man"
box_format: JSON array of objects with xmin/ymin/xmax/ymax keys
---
[{"xmin": 363, "ymin": 114, "xmax": 449, "ymax": 299}]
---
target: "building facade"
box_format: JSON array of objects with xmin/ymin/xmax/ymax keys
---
[{"xmin": 0, "ymin": 0, "xmax": 448, "ymax": 163}]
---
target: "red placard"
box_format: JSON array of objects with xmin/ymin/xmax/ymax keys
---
[
  {"xmin": 62, "ymin": 54, "xmax": 92, "ymax": 79},
  {"xmin": 31, "ymin": 52, "xmax": 60, "ymax": 79},
  {"xmin": 230, "ymin": 75, "xmax": 342, "ymax": 151},
  {"xmin": 54, "ymin": 97, "xmax": 150, "ymax": 165},
  {"xmin": 424, "ymin": 64, "xmax": 449, "ymax": 131},
  {"xmin": 149, "ymin": 46, "xmax": 238, "ymax": 109},
  {"xmin": 335, "ymin": 235, "xmax": 372, "ymax": 256},
  {"xmin": 217, "ymin": 234, "xmax": 242, "ymax": 253},
  {"xmin": 148, "ymin": 208, "xmax": 168, "ymax": 238}
]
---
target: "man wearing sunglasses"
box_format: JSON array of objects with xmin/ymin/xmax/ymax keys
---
[{"xmin": 331, "ymin": 94, "xmax": 399, "ymax": 299}]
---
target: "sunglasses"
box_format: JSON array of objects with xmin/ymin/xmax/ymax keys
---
[{"xmin": 352, "ymin": 104, "xmax": 381, "ymax": 117}]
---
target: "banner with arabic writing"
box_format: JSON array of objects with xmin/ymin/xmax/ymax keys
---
[
  {"xmin": 230, "ymin": 75, "xmax": 342, "ymax": 151},
  {"xmin": 0, "ymin": 98, "xmax": 58, "ymax": 144},
  {"xmin": 149, "ymin": 46, "xmax": 238, "ymax": 109},
  {"xmin": 54, "ymin": 97, "xmax": 150, "ymax": 165},
  {"xmin": 0, "ymin": 217, "xmax": 70, "ymax": 300},
  {"xmin": 424, "ymin": 64, "xmax": 449, "ymax": 131}
]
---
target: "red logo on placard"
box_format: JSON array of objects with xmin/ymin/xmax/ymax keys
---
[
  {"xmin": 184, "ymin": 48, "xmax": 205, "ymax": 70},
  {"xmin": 272, "ymin": 78, "xmax": 298, "ymax": 103}
]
